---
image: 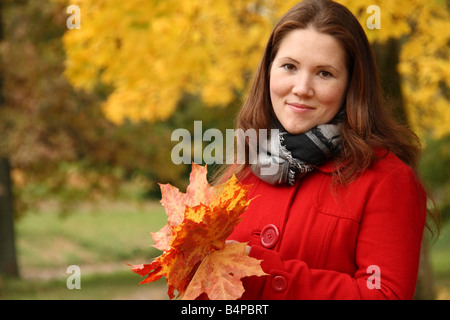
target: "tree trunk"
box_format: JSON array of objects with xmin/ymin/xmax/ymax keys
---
[
  {"xmin": 372, "ymin": 38, "xmax": 408, "ymax": 125},
  {"xmin": 0, "ymin": 157, "xmax": 19, "ymax": 277},
  {"xmin": 0, "ymin": 0, "xmax": 19, "ymax": 278},
  {"xmin": 373, "ymin": 38, "xmax": 436, "ymax": 299}
]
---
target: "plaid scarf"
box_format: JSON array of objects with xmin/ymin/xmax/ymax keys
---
[{"xmin": 251, "ymin": 111, "xmax": 344, "ymax": 185}]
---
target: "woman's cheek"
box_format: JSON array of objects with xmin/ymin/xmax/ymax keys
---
[{"xmin": 317, "ymin": 82, "xmax": 347, "ymax": 109}]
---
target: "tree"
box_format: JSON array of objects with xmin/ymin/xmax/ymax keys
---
[
  {"xmin": 0, "ymin": 158, "xmax": 19, "ymax": 277},
  {"xmin": 59, "ymin": 0, "xmax": 275, "ymax": 124},
  {"xmin": 341, "ymin": 0, "xmax": 450, "ymax": 139},
  {"xmin": 0, "ymin": 0, "xmax": 20, "ymax": 278},
  {"xmin": 61, "ymin": 0, "xmax": 450, "ymax": 140},
  {"xmin": 0, "ymin": 0, "xmax": 192, "ymax": 219}
]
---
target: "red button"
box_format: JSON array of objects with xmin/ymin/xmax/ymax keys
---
[
  {"xmin": 271, "ymin": 275, "xmax": 288, "ymax": 293},
  {"xmin": 260, "ymin": 224, "xmax": 279, "ymax": 248}
]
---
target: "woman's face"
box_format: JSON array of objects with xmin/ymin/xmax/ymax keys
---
[{"xmin": 270, "ymin": 28, "xmax": 349, "ymax": 134}]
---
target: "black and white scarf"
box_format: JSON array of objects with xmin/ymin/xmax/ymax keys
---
[{"xmin": 251, "ymin": 111, "xmax": 344, "ymax": 185}]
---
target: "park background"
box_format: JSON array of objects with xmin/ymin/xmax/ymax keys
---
[{"xmin": 0, "ymin": 0, "xmax": 449, "ymax": 299}]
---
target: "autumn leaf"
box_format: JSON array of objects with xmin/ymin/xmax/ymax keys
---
[
  {"xmin": 182, "ymin": 242, "xmax": 266, "ymax": 300},
  {"xmin": 152, "ymin": 163, "xmax": 215, "ymax": 251},
  {"xmin": 131, "ymin": 164, "xmax": 265, "ymax": 300}
]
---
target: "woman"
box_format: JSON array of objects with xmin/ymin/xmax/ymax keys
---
[{"xmin": 219, "ymin": 0, "xmax": 432, "ymax": 299}]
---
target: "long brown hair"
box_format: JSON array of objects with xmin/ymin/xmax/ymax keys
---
[{"xmin": 214, "ymin": 0, "xmax": 422, "ymax": 186}]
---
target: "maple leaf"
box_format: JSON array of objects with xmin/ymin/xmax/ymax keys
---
[
  {"xmin": 182, "ymin": 242, "xmax": 267, "ymax": 300},
  {"xmin": 152, "ymin": 163, "xmax": 215, "ymax": 251},
  {"xmin": 131, "ymin": 164, "xmax": 266, "ymax": 300}
]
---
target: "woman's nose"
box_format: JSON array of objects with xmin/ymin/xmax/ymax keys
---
[{"xmin": 292, "ymin": 73, "xmax": 314, "ymax": 97}]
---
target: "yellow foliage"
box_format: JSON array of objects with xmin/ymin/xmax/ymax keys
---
[
  {"xmin": 61, "ymin": 0, "xmax": 274, "ymax": 124},
  {"xmin": 337, "ymin": 0, "xmax": 450, "ymax": 138},
  {"xmin": 61, "ymin": 0, "xmax": 450, "ymax": 138}
]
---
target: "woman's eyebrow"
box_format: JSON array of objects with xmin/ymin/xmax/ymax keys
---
[
  {"xmin": 278, "ymin": 57, "xmax": 341, "ymax": 73},
  {"xmin": 278, "ymin": 56, "xmax": 300, "ymax": 64},
  {"xmin": 317, "ymin": 64, "xmax": 340, "ymax": 73}
]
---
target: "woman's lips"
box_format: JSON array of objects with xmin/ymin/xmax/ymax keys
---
[{"xmin": 286, "ymin": 102, "xmax": 315, "ymax": 113}]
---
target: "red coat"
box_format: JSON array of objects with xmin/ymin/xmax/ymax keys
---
[{"xmin": 228, "ymin": 149, "xmax": 427, "ymax": 299}]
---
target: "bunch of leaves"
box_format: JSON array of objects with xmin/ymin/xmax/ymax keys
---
[{"xmin": 131, "ymin": 164, "xmax": 266, "ymax": 300}]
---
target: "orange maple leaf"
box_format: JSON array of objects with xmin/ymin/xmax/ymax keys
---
[
  {"xmin": 131, "ymin": 164, "xmax": 266, "ymax": 299},
  {"xmin": 152, "ymin": 164, "xmax": 216, "ymax": 251},
  {"xmin": 182, "ymin": 242, "xmax": 267, "ymax": 300}
]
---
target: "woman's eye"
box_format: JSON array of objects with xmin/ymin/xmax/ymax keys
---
[
  {"xmin": 282, "ymin": 64, "xmax": 296, "ymax": 72},
  {"xmin": 319, "ymin": 70, "xmax": 333, "ymax": 78}
]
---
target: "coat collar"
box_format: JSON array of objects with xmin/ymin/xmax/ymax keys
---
[{"xmin": 316, "ymin": 148, "xmax": 390, "ymax": 174}]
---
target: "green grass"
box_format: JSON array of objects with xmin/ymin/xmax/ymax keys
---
[
  {"xmin": 15, "ymin": 200, "xmax": 167, "ymax": 269},
  {"xmin": 1, "ymin": 199, "xmax": 449, "ymax": 300},
  {"xmin": 1, "ymin": 270, "xmax": 167, "ymax": 300},
  {"xmin": 1, "ymin": 200, "xmax": 169, "ymax": 300}
]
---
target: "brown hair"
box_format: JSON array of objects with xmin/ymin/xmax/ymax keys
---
[{"xmin": 214, "ymin": 0, "xmax": 422, "ymax": 186}]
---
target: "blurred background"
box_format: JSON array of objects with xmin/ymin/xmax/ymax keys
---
[{"xmin": 0, "ymin": 0, "xmax": 449, "ymax": 300}]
